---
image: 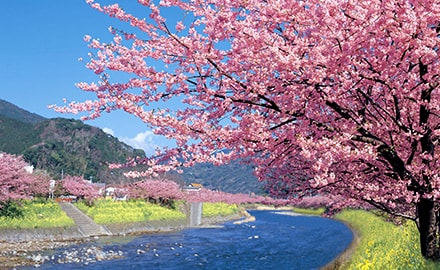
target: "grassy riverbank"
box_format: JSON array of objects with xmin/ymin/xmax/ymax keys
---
[
  {"xmin": 75, "ymin": 200, "xmax": 239, "ymax": 224},
  {"xmin": 0, "ymin": 199, "xmax": 240, "ymax": 228},
  {"xmin": 0, "ymin": 200, "xmax": 74, "ymax": 229},
  {"xmin": 291, "ymin": 207, "xmax": 440, "ymax": 269},
  {"xmin": 76, "ymin": 199, "xmax": 186, "ymax": 224},
  {"xmin": 203, "ymin": 202, "xmax": 239, "ymax": 217},
  {"xmin": 334, "ymin": 210, "xmax": 439, "ymax": 269}
]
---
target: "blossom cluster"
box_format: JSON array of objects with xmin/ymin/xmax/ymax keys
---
[
  {"xmin": 0, "ymin": 152, "xmax": 50, "ymax": 203},
  {"xmin": 59, "ymin": 175, "xmax": 102, "ymax": 203}
]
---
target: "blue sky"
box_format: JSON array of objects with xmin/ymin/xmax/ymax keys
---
[{"xmin": 0, "ymin": 1, "xmax": 175, "ymax": 155}]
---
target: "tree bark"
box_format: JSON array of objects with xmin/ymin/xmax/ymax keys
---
[{"xmin": 417, "ymin": 198, "xmax": 440, "ymax": 260}]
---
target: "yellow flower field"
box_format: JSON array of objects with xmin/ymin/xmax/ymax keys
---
[
  {"xmin": 76, "ymin": 199, "xmax": 186, "ymax": 224},
  {"xmin": 336, "ymin": 210, "xmax": 439, "ymax": 270},
  {"xmin": 0, "ymin": 200, "xmax": 74, "ymax": 229}
]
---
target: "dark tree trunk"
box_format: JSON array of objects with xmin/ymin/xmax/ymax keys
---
[{"xmin": 417, "ymin": 198, "xmax": 440, "ymax": 260}]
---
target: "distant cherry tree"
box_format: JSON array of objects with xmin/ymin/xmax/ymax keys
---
[
  {"xmin": 53, "ymin": 0, "xmax": 440, "ymax": 259},
  {"xmin": 184, "ymin": 188, "xmax": 278, "ymax": 205},
  {"xmin": 61, "ymin": 175, "xmax": 101, "ymax": 203},
  {"xmin": 0, "ymin": 152, "xmax": 48, "ymax": 203},
  {"xmin": 128, "ymin": 179, "xmax": 184, "ymax": 206}
]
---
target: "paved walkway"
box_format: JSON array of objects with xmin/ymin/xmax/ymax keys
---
[{"xmin": 58, "ymin": 202, "xmax": 111, "ymax": 237}]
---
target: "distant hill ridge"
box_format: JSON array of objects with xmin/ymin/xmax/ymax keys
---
[
  {"xmin": 0, "ymin": 99, "xmax": 47, "ymax": 124},
  {"xmin": 0, "ymin": 99, "xmax": 264, "ymax": 194}
]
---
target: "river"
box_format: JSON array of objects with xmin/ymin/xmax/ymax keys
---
[{"xmin": 24, "ymin": 210, "xmax": 353, "ymax": 269}]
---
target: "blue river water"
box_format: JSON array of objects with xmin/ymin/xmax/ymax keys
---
[{"xmin": 28, "ymin": 211, "xmax": 353, "ymax": 270}]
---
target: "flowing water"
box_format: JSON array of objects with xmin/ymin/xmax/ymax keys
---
[{"xmin": 27, "ymin": 211, "xmax": 353, "ymax": 270}]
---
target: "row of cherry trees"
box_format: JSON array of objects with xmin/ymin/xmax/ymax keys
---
[
  {"xmin": 0, "ymin": 152, "xmax": 291, "ymax": 209},
  {"xmin": 105, "ymin": 179, "xmax": 288, "ymax": 206}
]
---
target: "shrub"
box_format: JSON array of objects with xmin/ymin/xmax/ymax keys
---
[{"xmin": 0, "ymin": 200, "xmax": 24, "ymax": 218}]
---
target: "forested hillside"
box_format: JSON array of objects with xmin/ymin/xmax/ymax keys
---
[
  {"xmin": 22, "ymin": 118, "xmax": 146, "ymax": 182},
  {"xmin": 175, "ymin": 162, "xmax": 263, "ymax": 195},
  {"xmin": 0, "ymin": 99, "xmax": 145, "ymax": 183},
  {"xmin": 0, "ymin": 99, "xmax": 264, "ymax": 194}
]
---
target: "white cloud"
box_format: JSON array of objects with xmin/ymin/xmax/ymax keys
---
[
  {"xmin": 102, "ymin": 127, "xmax": 115, "ymax": 136},
  {"xmin": 120, "ymin": 130, "xmax": 160, "ymax": 156}
]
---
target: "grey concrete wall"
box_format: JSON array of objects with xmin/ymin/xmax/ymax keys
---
[
  {"xmin": 0, "ymin": 226, "xmax": 83, "ymax": 242},
  {"xmin": 189, "ymin": 202, "xmax": 203, "ymax": 227}
]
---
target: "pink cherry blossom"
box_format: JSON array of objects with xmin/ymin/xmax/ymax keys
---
[
  {"xmin": 60, "ymin": 175, "xmax": 101, "ymax": 203},
  {"xmin": 0, "ymin": 152, "xmax": 49, "ymax": 203}
]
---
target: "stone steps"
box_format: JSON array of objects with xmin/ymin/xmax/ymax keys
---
[{"xmin": 58, "ymin": 202, "xmax": 111, "ymax": 237}]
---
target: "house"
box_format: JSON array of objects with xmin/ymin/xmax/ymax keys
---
[
  {"xmin": 183, "ymin": 183, "xmax": 203, "ymax": 191},
  {"xmin": 24, "ymin": 165, "xmax": 34, "ymax": 174}
]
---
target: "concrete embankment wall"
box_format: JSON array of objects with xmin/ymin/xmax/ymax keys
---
[
  {"xmin": 0, "ymin": 226, "xmax": 84, "ymax": 242},
  {"xmin": 105, "ymin": 219, "xmax": 188, "ymax": 236}
]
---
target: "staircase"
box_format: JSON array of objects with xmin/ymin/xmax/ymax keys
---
[{"xmin": 59, "ymin": 202, "xmax": 111, "ymax": 237}]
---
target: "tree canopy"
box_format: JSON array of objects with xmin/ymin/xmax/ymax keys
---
[
  {"xmin": 53, "ymin": 0, "xmax": 440, "ymax": 259},
  {"xmin": 0, "ymin": 152, "xmax": 48, "ymax": 202}
]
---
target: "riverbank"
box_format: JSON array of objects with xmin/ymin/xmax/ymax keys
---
[
  {"xmin": 0, "ymin": 238, "xmax": 91, "ymax": 268},
  {"xmin": 0, "ymin": 212, "xmax": 245, "ymax": 268}
]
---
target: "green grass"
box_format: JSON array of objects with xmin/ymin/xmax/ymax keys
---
[
  {"xmin": 0, "ymin": 200, "xmax": 74, "ymax": 229},
  {"xmin": 202, "ymin": 202, "xmax": 239, "ymax": 217},
  {"xmin": 0, "ymin": 199, "xmax": 239, "ymax": 229},
  {"xmin": 292, "ymin": 207, "xmax": 326, "ymax": 215},
  {"xmin": 77, "ymin": 200, "xmax": 239, "ymax": 224},
  {"xmin": 335, "ymin": 209, "xmax": 439, "ymax": 270},
  {"xmin": 76, "ymin": 199, "xmax": 186, "ymax": 224}
]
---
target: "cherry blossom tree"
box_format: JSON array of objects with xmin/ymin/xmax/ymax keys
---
[
  {"xmin": 184, "ymin": 187, "xmax": 284, "ymax": 205},
  {"xmin": 53, "ymin": 0, "xmax": 440, "ymax": 259},
  {"xmin": 0, "ymin": 152, "xmax": 49, "ymax": 203},
  {"xmin": 128, "ymin": 179, "xmax": 184, "ymax": 206},
  {"xmin": 60, "ymin": 175, "xmax": 101, "ymax": 204}
]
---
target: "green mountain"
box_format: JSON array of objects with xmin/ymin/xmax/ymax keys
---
[
  {"xmin": 0, "ymin": 99, "xmax": 145, "ymax": 183},
  {"xmin": 0, "ymin": 99, "xmax": 264, "ymax": 194},
  {"xmin": 22, "ymin": 117, "xmax": 146, "ymax": 182},
  {"xmin": 0, "ymin": 114, "xmax": 40, "ymax": 154}
]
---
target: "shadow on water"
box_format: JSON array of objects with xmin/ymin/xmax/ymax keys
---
[{"xmin": 25, "ymin": 211, "xmax": 353, "ymax": 270}]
